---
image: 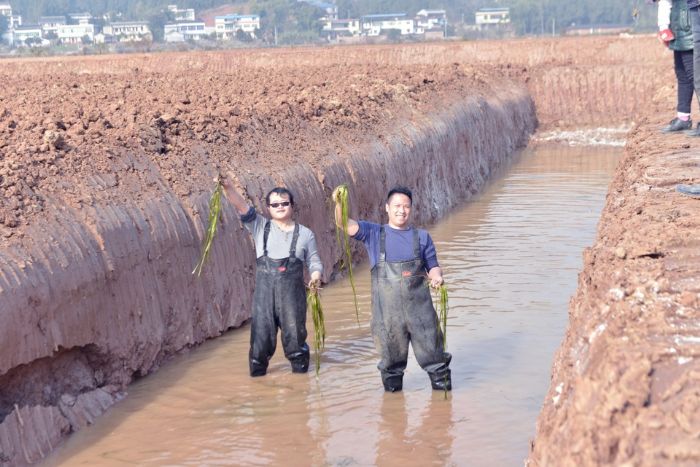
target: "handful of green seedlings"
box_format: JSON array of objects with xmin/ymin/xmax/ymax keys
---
[
  {"xmin": 332, "ymin": 184, "xmax": 360, "ymax": 323},
  {"xmin": 192, "ymin": 179, "xmax": 224, "ymax": 277},
  {"xmin": 434, "ymin": 283, "xmax": 449, "ymax": 399},
  {"xmin": 435, "ymin": 284, "xmax": 448, "ymax": 350},
  {"xmin": 307, "ymin": 284, "xmax": 326, "ymax": 376}
]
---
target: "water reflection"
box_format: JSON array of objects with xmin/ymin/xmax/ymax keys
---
[{"xmin": 45, "ymin": 143, "xmax": 620, "ymax": 467}]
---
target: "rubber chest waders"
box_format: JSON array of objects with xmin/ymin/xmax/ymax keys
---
[
  {"xmin": 371, "ymin": 226, "xmax": 452, "ymax": 392},
  {"xmin": 249, "ymin": 221, "xmax": 309, "ymax": 376}
]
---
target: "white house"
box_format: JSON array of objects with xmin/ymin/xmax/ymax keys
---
[
  {"xmin": 68, "ymin": 12, "xmax": 93, "ymax": 25},
  {"xmin": 215, "ymin": 14, "xmax": 260, "ymax": 39},
  {"xmin": 415, "ymin": 9, "xmax": 446, "ymax": 31},
  {"xmin": 168, "ymin": 5, "xmax": 196, "ymax": 22},
  {"xmin": 475, "ymin": 8, "xmax": 510, "ymax": 28},
  {"xmin": 164, "ymin": 21, "xmax": 208, "ymax": 42},
  {"xmin": 103, "ymin": 21, "xmax": 153, "ymax": 42},
  {"xmin": 10, "ymin": 25, "xmax": 43, "ymax": 46},
  {"xmin": 57, "ymin": 23, "xmax": 95, "ymax": 44},
  {"xmin": 322, "ymin": 18, "xmax": 361, "ymax": 38},
  {"xmin": 0, "ymin": 4, "xmax": 21, "ymax": 30},
  {"xmin": 38, "ymin": 16, "xmax": 66, "ymax": 36},
  {"xmin": 360, "ymin": 14, "xmax": 415, "ymax": 36}
]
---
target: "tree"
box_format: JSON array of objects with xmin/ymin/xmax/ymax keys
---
[
  {"xmin": 386, "ymin": 29, "xmax": 401, "ymax": 42},
  {"xmin": 24, "ymin": 36, "xmax": 42, "ymax": 47},
  {"xmin": 235, "ymin": 29, "xmax": 253, "ymax": 42},
  {"xmin": 81, "ymin": 34, "xmax": 92, "ymax": 45}
]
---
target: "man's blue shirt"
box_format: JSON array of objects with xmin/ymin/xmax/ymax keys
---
[{"xmin": 352, "ymin": 221, "xmax": 439, "ymax": 271}]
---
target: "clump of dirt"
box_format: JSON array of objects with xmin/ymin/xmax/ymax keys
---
[{"xmin": 0, "ymin": 62, "xmax": 494, "ymax": 242}]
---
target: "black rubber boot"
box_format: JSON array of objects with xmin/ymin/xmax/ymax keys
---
[
  {"xmin": 249, "ymin": 358, "xmax": 267, "ymax": 377},
  {"xmin": 289, "ymin": 349, "xmax": 310, "ymax": 373},
  {"xmin": 661, "ymin": 117, "xmax": 692, "ymax": 133},
  {"xmin": 429, "ymin": 369, "xmax": 452, "ymax": 391},
  {"xmin": 382, "ymin": 374, "xmax": 404, "ymax": 392}
]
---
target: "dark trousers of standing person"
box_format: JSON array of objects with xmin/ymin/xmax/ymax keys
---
[
  {"xmin": 676, "ymin": 49, "xmax": 695, "ymax": 114},
  {"xmin": 689, "ymin": 5, "xmax": 700, "ymax": 135}
]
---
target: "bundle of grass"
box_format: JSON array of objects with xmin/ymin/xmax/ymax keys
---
[
  {"xmin": 434, "ymin": 283, "xmax": 449, "ymax": 399},
  {"xmin": 192, "ymin": 179, "xmax": 224, "ymax": 277},
  {"xmin": 307, "ymin": 284, "xmax": 326, "ymax": 376},
  {"xmin": 332, "ymin": 184, "xmax": 360, "ymax": 324},
  {"xmin": 436, "ymin": 284, "xmax": 448, "ymax": 349}
]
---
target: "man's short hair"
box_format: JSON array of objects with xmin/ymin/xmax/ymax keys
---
[
  {"xmin": 266, "ymin": 187, "xmax": 295, "ymax": 206},
  {"xmin": 386, "ymin": 186, "xmax": 413, "ymax": 204}
]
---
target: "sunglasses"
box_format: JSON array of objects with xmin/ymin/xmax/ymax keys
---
[{"xmin": 268, "ymin": 201, "xmax": 291, "ymax": 208}]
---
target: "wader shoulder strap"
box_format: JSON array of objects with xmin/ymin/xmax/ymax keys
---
[
  {"xmin": 379, "ymin": 226, "xmax": 386, "ymax": 263},
  {"xmin": 289, "ymin": 223, "xmax": 300, "ymax": 257},
  {"xmin": 412, "ymin": 228, "xmax": 421, "ymax": 260},
  {"xmin": 263, "ymin": 220, "xmax": 271, "ymax": 257}
]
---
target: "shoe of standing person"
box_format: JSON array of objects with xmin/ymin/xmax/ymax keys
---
[
  {"xmin": 677, "ymin": 184, "xmax": 700, "ymax": 197},
  {"xmin": 686, "ymin": 123, "xmax": 700, "ymax": 136},
  {"xmin": 662, "ymin": 117, "xmax": 693, "ymax": 133}
]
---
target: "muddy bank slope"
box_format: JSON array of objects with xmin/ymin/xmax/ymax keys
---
[
  {"xmin": 528, "ymin": 121, "xmax": 700, "ymax": 465},
  {"xmin": 0, "ymin": 59, "xmax": 535, "ymax": 464}
]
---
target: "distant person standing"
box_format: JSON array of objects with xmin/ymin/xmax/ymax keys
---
[
  {"xmin": 676, "ymin": 0, "xmax": 700, "ymax": 195},
  {"xmin": 687, "ymin": 0, "xmax": 700, "ymax": 135},
  {"xmin": 657, "ymin": 0, "xmax": 695, "ymax": 132}
]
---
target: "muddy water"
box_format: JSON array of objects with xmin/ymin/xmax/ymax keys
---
[{"xmin": 46, "ymin": 143, "xmax": 620, "ymax": 467}]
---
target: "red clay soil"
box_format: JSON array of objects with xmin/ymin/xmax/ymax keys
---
[
  {"xmin": 0, "ymin": 61, "xmax": 499, "ymax": 242},
  {"xmin": 528, "ymin": 117, "xmax": 700, "ymax": 465}
]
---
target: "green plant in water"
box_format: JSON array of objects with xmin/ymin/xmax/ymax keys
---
[
  {"xmin": 333, "ymin": 184, "xmax": 360, "ymax": 324},
  {"xmin": 307, "ymin": 285, "xmax": 326, "ymax": 376},
  {"xmin": 436, "ymin": 284, "xmax": 448, "ymax": 349},
  {"xmin": 433, "ymin": 283, "xmax": 449, "ymax": 399},
  {"xmin": 192, "ymin": 180, "xmax": 224, "ymax": 277}
]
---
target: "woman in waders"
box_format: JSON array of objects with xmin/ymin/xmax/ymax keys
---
[
  {"xmin": 223, "ymin": 174, "xmax": 323, "ymax": 376},
  {"xmin": 333, "ymin": 186, "xmax": 451, "ymax": 392}
]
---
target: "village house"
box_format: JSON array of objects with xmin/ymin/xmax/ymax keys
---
[
  {"xmin": 57, "ymin": 22, "xmax": 95, "ymax": 44},
  {"xmin": 415, "ymin": 9, "xmax": 446, "ymax": 31},
  {"xmin": 103, "ymin": 21, "xmax": 153, "ymax": 42},
  {"xmin": 321, "ymin": 18, "xmax": 361, "ymax": 39},
  {"xmin": 167, "ymin": 4, "xmax": 196, "ymax": 22},
  {"xmin": 0, "ymin": 3, "xmax": 21, "ymax": 29},
  {"xmin": 360, "ymin": 13, "xmax": 415, "ymax": 36},
  {"xmin": 475, "ymin": 8, "xmax": 510, "ymax": 29},
  {"xmin": 68, "ymin": 12, "xmax": 93, "ymax": 25},
  {"xmin": 38, "ymin": 16, "xmax": 66, "ymax": 37},
  {"xmin": 215, "ymin": 14, "xmax": 260, "ymax": 39},
  {"xmin": 9, "ymin": 25, "xmax": 43, "ymax": 46},
  {"xmin": 164, "ymin": 21, "xmax": 209, "ymax": 42}
]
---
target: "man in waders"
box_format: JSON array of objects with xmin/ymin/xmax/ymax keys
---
[
  {"xmin": 223, "ymin": 175, "xmax": 323, "ymax": 376},
  {"xmin": 333, "ymin": 186, "xmax": 451, "ymax": 392}
]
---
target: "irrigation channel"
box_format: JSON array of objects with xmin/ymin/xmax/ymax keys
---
[{"xmin": 46, "ymin": 140, "xmax": 622, "ymax": 466}]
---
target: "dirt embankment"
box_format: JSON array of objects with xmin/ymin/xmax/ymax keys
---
[
  {"xmin": 0, "ymin": 46, "xmax": 536, "ymax": 465},
  {"xmin": 528, "ymin": 118, "xmax": 700, "ymax": 465}
]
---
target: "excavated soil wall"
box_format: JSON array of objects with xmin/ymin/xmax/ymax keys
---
[{"xmin": 0, "ymin": 35, "xmax": 693, "ymax": 465}]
